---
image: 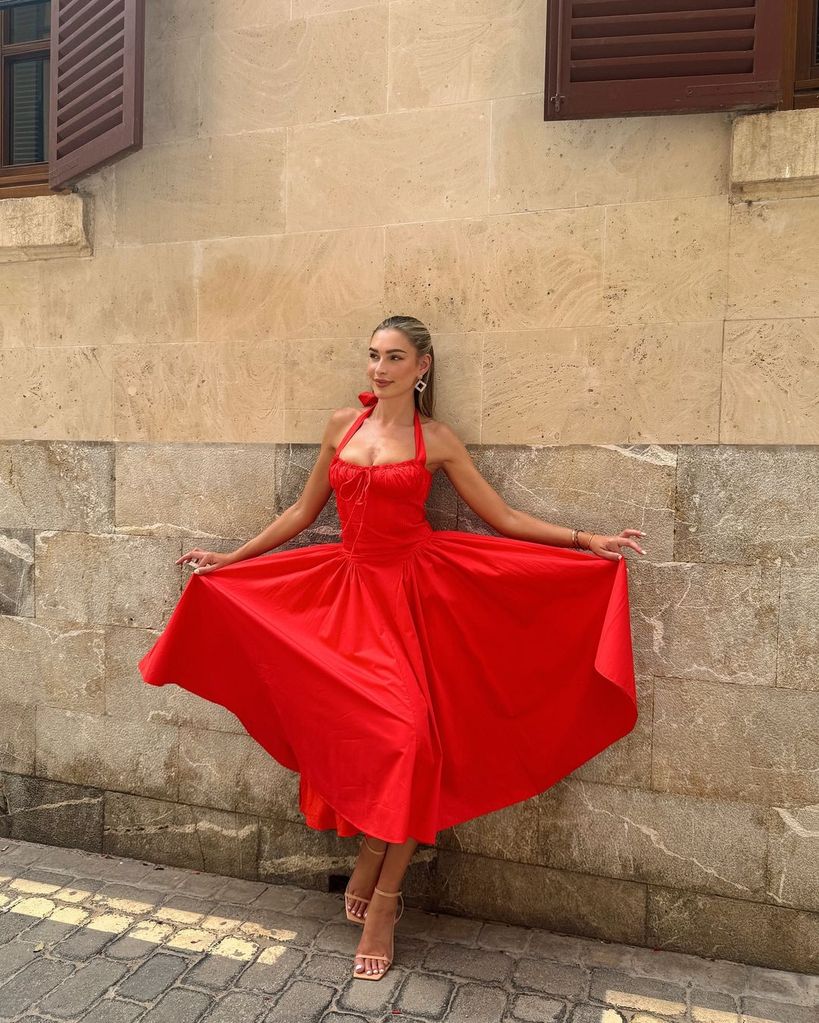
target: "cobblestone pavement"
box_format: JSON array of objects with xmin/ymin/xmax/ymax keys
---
[{"xmin": 0, "ymin": 839, "xmax": 816, "ymax": 1023}]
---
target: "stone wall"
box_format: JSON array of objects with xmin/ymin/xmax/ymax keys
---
[
  {"xmin": 0, "ymin": 0, "xmax": 817, "ymax": 975},
  {"xmin": 1, "ymin": 438, "xmax": 817, "ymax": 974}
]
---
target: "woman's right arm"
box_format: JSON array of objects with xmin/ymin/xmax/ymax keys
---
[{"xmin": 178, "ymin": 407, "xmax": 356, "ymax": 571}]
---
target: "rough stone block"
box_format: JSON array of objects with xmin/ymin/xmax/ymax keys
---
[
  {"xmin": 0, "ymin": 614, "xmax": 106, "ymax": 712},
  {"xmin": 652, "ymin": 678, "xmax": 819, "ymax": 806},
  {"xmin": 0, "ymin": 529, "xmax": 34, "ymax": 615},
  {"xmin": 103, "ymin": 792, "xmax": 258, "ymax": 879},
  {"xmin": 676, "ymin": 446, "xmax": 819, "ymax": 568},
  {"xmin": 629, "ymin": 561, "xmax": 778, "ymax": 686},
  {"xmin": 0, "ymin": 774, "xmax": 103, "ymax": 851},
  {"xmin": 0, "ymin": 441, "xmax": 114, "ymax": 531},
  {"xmin": 432, "ymin": 849, "xmax": 646, "ymax": 945},
  {"xmin": 647, "ymin": 887, "xmax": 819, "ymax": 975},
  {"xmin": 36, "ymin": 707, "xmax": 178, "ymax": 801},
  {"xmin": 35, "ymin": 531, "xmax": 181, "ymax": 628}
]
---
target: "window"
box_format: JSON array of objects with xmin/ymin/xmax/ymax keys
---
[
  {"xmin": 545, "ymin": 0, "xmax": 817, "ymax": 121},
  {"xmin": 0, "ymin": 0, "xmax": 145, "ymax": 197},
  {"xmin": 0, "ymin": 0, "xmax": 50, "ymax": 195}
]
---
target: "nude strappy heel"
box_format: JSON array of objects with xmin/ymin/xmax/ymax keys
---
[
  {"xmin": 352, "ymin": 885, "xmax": 404, "ymax": 980},
  {"xmin": 344, "ymin": 836, "xmax": 387, "ymax": 924}
]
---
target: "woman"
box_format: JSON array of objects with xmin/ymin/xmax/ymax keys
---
[{"xmin": 139, "ymin": 314, "xmax": 645, "ymax": 982}]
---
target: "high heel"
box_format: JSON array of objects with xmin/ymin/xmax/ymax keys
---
[
  {"xmin": 352, "ymin": 885, "xmax": 404, "ymax": 981},
  {"xmin": 344, "ymin": 836, "xmax": 387, "ymax": 924}
]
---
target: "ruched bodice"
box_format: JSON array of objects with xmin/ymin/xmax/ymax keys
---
[{"xmin": 329, "ymin": 391, "xmax": 434, "ymax": 558}]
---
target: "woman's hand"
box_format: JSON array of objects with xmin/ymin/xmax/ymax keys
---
[
  {"xmin": 586, "ymin": 529, "xmax": 646, "ymax": 561},
  {"xmin": 176, "ymin": 548, "xmax": 239, "ymax": 574}
]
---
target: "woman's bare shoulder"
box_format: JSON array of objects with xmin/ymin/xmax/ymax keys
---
[{"xmin": 322, "ymin": 406, "xmax": 360, "ymax": 446}]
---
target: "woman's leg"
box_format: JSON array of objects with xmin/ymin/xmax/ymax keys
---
[
  {"xmin": 354, "ymin": 836, "xmax": 418, "ymax": 976},
  {"xmin": 345, "ymin": 833, "xmax": 388, "ymax": 918}
]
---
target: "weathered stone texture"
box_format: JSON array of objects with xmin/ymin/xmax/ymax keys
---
[
  {"xmin": 676, "ymin": 446, "xmax": 819, "ymax": 568},
  {"xmin": 34, "ymin": 531, "xmax": 181, "ymax": 628},
  {"xmin": 0, "ymin": 529, "xmax": 34, "ymax": 615},
  {"xmin": 103, "ymin": 792, "xmax": 258, "ymax": 878},
  {"xmin": 0, "ymin": 774, "xmax": 103, "ymax": 850},
  {"xmin": 652, "ymin": 679, "xmax": 819, "ymax": 807}
]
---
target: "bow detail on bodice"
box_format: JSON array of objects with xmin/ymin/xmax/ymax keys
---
[{"xmin": 358, "ymin": 390, "xmax": 378, "ymax": 407}]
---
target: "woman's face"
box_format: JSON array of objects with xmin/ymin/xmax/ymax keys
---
[{"xmin": 367, "ymin": 328, "xmax": 429, "ymax": 397}]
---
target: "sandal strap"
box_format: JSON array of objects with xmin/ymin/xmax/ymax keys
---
[{"xmin": 372, "ymin": 886, "xmax": 404, "ymax": 922}]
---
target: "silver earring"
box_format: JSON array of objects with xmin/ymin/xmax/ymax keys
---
[{"xmin": 414, "ymin": 376, "xmax": 428, "ymax": 393}]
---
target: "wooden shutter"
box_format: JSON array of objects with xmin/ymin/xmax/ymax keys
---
[
  {"xmin": 48, "ymin": 0, "xmax": 145, "ymax": 189},
  {"xmin": 545, "ymin": 0, "xmax": 790, "ymax": 120},
  {"xmin": 793, "ymin": 0, "xmax": 819, "ymax": 106}
]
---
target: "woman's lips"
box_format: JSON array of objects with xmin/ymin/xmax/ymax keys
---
[{"xmin": 375, "ymin": 380, "xmax": 391, "ymax": 386}]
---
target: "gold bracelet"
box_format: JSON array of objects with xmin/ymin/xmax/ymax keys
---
[{"xmin": 572, "ymin": 529, "xmax": 595, "ymax": 551}]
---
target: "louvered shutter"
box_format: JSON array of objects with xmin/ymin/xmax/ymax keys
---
[
  {"xmin": 48, "ymin": 0, "xmax": 145, "ymax": 189},
  {"xmin": 545, "ymin": 0, "xmax": 789, "ymax": 120}
]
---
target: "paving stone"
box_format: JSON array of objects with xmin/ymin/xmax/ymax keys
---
[
  {"xmin": 39, "ymin": 958, "xmax": 128, "ymax": 1018},
  {"xmin": 294, "ymin": 951, "xmax": 353, "ymax": 989},
  {"xmin": 289, "ymin": 890, "xmax": 349, "ymax": 923},
  {"xmin": 588, "ymin": 969, "xmax": 687, "ymax": 1017},
  {"xmin": 510, "ymin": 993, "xmax": 566, "ymax": 1022},
  {"xmin": 78, "ymin": 1000, "xmax": 145, "ymax": 1023},
  {"xmin": 0, "ymin": 940, "xmax": 36, "ymax": 983},
  {"xmin": 0, "ymin": 839, "xmax": 44, "ymax": 866},
  {"xmin": 116, "ymin": 952, "xmax": 189, "ymax": 1001},
  {"xmin": 215, "ymin": 877, "xmax": 270, "ymax": 904},
  {"xmin": 477, "ymin": 921, "xmax": 533, "ymax": 953},
  {"xmin": 420, "ymin": 942, "xmax": 514, "ymax": 983},
  {"xmin": 17, "ymin": 916, "xmax": 83, "ymax": 948},
  {"xmin": 172, "ymin": 872, "xmax": 233, "ymax": 901},
  {"xmin": 235, "ymin": 946, "xmax": 305, "ymax": 994},
  {"xmin": 200, "ymin": 991, "xmax": 271, "ymax": 1022},
  {"xmin": 337, "ymin": 963, "xmax": 404, "ymax": 1013},
  {"xmin": 248, "ymin": 883, "xmax": 306, "ymax": 914},
  {"xmin": 400, "ymin": 909, "xmax": 484, "ymax": 944},
  {"xmin": 105, "ymin": 932, "xmax": 169, "ymax": 961},
  {"xmin": 56, "ymin": 922, "xmax": 119, "ymax": 960},
  {"xmin": 235, "ymin": 905, "xmax": 323, "ymax": 948},
  {"xmin": 138, "ymin": 987, "xmax": 212, "ymax": 1023},
  {"xmin": 396, "ymin": 973, "xmax": 455, "ymax": 1017},
  {"xmin": 15, "ymin": 868, "xmax": 76, "ymax": 889},
  {"xmin": 446, "ymin": 983, "xmax": 509, "ymax": 1022},
  {"xmin": 743, "ymin": 965, "xmax": 819, "ymax": 1006},
  {"xmin": 0, "ymin": 956, "xmax": 75, "ymax": 1016},
  {"xmin": 513, "ymin": 959, "xmax": 590, "ymax": 999},
  {"xmin": 0, "ymin": 909, "xmax": 36, "ymax": 944},
  {"xmin": 570, "ymin": 1008, "xmax": 625, "ymax": 1023},
  {"xmin": 690, "ymin": 988, "xmax": 739, "ymax": 1023},
  {"xmin": 265, "ymin": 980, "xmax": 334, "ymax": 1021},
  {"xmin": 182, "ymin": 952, "xmax": 250, "ymax": 989},
  {"xmin": 740, "ymin": 998, "xmax": 817, "ymax": 1023}
]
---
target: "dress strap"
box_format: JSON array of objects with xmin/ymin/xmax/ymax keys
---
[
  {"xmin": 337, "ymin": 391, "xmax": 426, "ymax": 464},
  {"xmin": 336, "ymin": 396, "xmax": 377, "ymax": 457}
]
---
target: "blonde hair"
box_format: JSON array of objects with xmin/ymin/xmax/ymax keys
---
[{"xmin": 370, "ymin": 315, "xmax": 435, "ymax": 417}]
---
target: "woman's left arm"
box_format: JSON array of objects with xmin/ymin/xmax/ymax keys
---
[{"xmin": 436, "ymin": 422, "xmax": 646, "ymax": 562}]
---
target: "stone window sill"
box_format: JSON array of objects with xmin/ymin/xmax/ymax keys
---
[
  {"xmin": 0, "ymin": 193, "xmax": 90, "ymax": 263},
  {"xmin": 731, "ymin": 107, "xmax": 819, "ymax": 201}
]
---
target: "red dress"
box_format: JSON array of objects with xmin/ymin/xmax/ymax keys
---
[{"xmin": 138, "ymin": 391, "xmax": 638, "ymax": 845}]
